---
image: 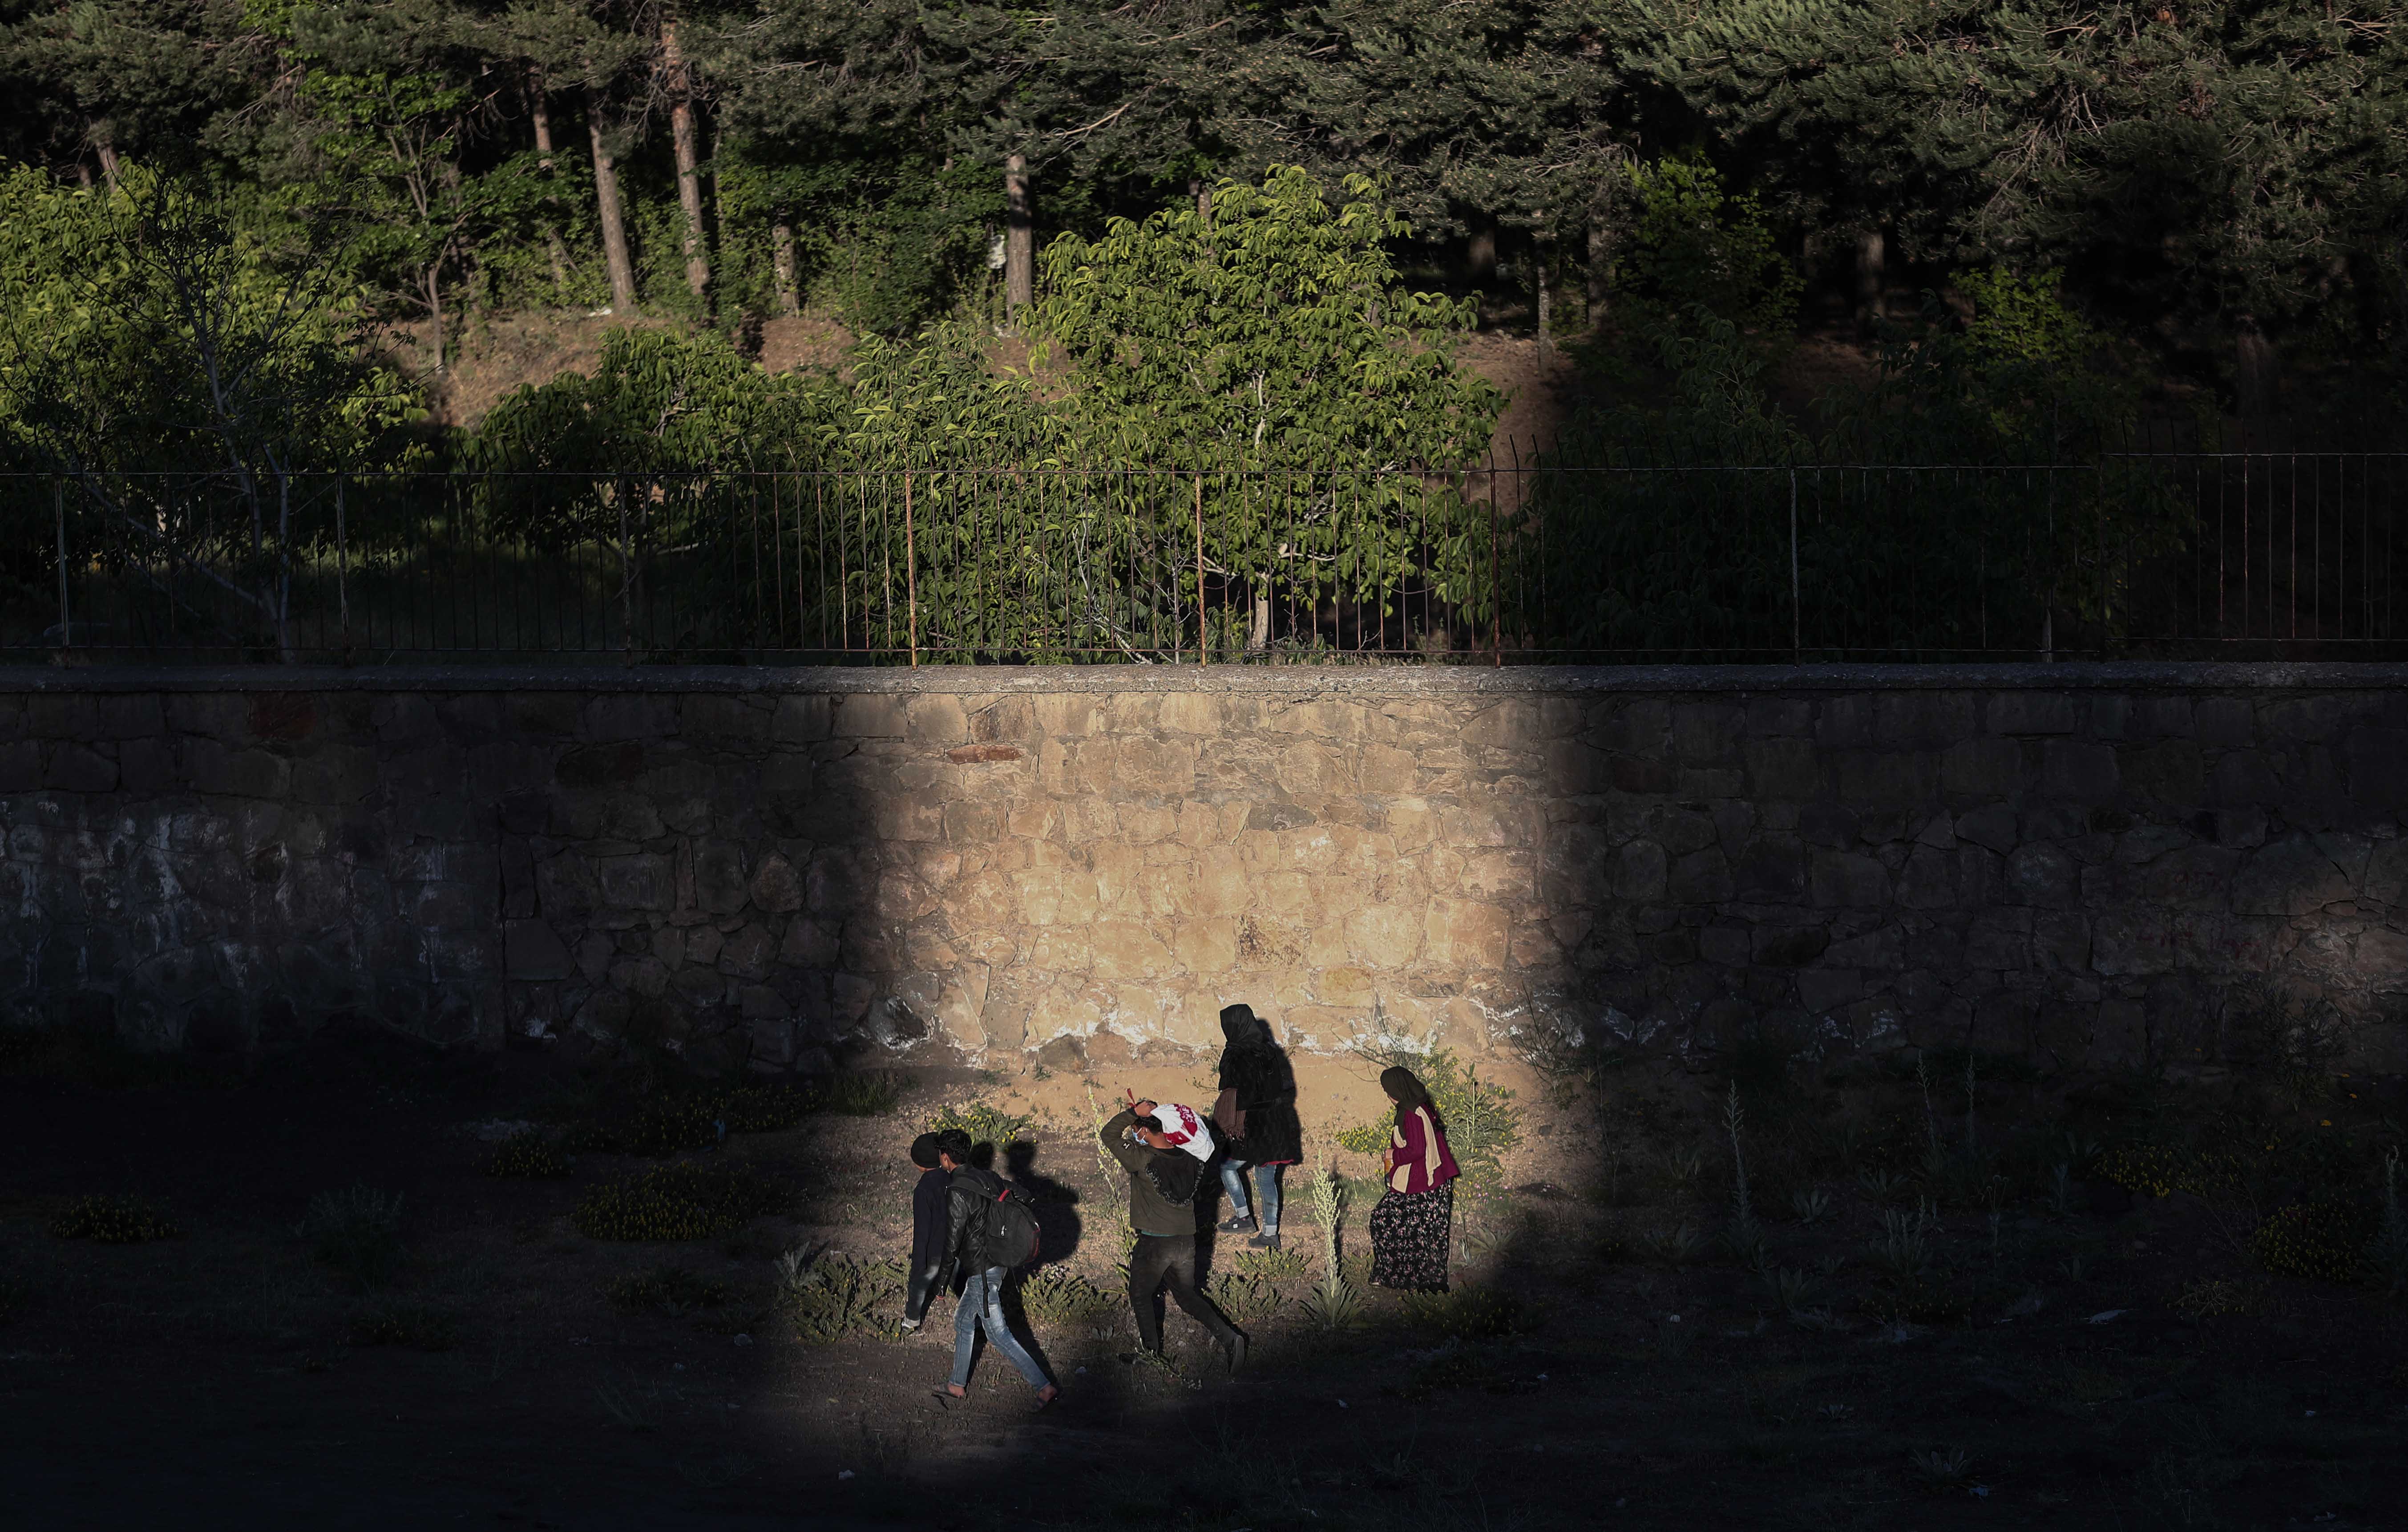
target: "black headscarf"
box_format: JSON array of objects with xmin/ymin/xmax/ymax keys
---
[{"xmin": 1220, "ymin": 1003, "xmax": 1274, "ymax": 1050}]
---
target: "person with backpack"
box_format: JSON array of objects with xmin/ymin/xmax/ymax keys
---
[
  {"xmin": 1212, "ymin": 1003, "xmax": 1303, "ymax": 1250},
  {"xmin": 1101, "ymin": 1094, "xmax": 1247, "ymax": 1374},
  {"xmin": 935, "ymin": 1134, "xmax": 1057, "ymax": 1404}
]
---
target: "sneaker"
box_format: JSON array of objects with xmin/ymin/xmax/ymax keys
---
[
  {"xmin": 1217, "ymin": 1214, "xmax": 1256, "ymax": 1234},
  {"xmin": 1247, "ymin": 1231, "xmax": 1282, "ymax": 1250}
]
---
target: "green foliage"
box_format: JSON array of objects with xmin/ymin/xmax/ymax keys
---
[
  {"xmin": 305, "ymin": 1185, "xmax": 405, "ymax": 1287},
  {"xmin": 1352, "ymin": 1047, "xmax": 1521, "ymax": 1184},
  {"xmin": 925, "ymin": 1099, "xmax": 1034, "ymax": 1150},
  {"xmin": 1335, "ymin": 1121, "xmax": 1391, "ymax": 1157},
  {"xmin": 2252, "ymin": 1201, "xmax": 2376, "ymax": 1283},
  {"xmin": 1018, "ymin": 1267, "xmax": 1117, "ymax": 1327},
  {"xmin": 50, "ymin": 1193, "xmax": 180, "ymax": 1244},
  {"xmin": 775, "ymin": 1248, "xmax": 902, "ymax": 1343},
  {"xmin": 574, "ymin": 1162, "xmax": 789, "ymax": 1242},
  {"xmin": 349, "ymin": 1302, "xmax": 459, "ymax": 1351},
  {"xmin": 805, "ymin": 1074, "xmax": 903, "ymax": 1119},
  {"xmin": 1233, "ymin": 1244, "xmax": 1311, "ymax": 1289},
  {"xmin": 608, "ymin": 1266, "xmax": 731, "ymax": 1316},
  {"xmin": 1959, "ymin": 268, "xmax": 2095, "ymax": 368},
  {"xmin": 485, "ymin": 1130, "xmax": 573, "ymax": 1180},
  {"xmin": 616, "ymin": 1097, "xmax": 724, "ymax": 1158},
  {"xmin": 1209, "ymin": 1269, "xmax": 1286, "ymax": 1326},
  {"xmin": 1620, "ymin": 155, "xmax": 1799, "ymax": 340},
  {"xmin": 1403, "ymin": 1283, "xmax": 1542, "ymax": 1339}
]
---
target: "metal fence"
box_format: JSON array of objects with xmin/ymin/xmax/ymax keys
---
[{"xmin": 3, "ymin": 453, "xmax": 2402, "ymax": 663}]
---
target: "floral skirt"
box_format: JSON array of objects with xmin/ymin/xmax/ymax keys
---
[{"xmin": 1367, "ymin": 1183, "xmax": 1453, "ymax": 1293}]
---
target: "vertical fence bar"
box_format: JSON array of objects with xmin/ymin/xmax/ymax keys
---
[
  {"xmin": 1195, "ymin": 472, "xmax": 1208, "ymax": 663},
  {"xmin": 904, "ymin": 468, "xmax": 919, "ymax": 667},
  {"xmin": 336, "ymin": 473, "xmax": 350, "ymax": 659},
  {"xmin": 53, "ymin": 476, "xmax": 69, "ymax": 650},
  {"xmin": 1788, "ymin": 468, "xmax": 1800, "ymax": 664},
  {"xmin": 1488, "ymin": 449, "xmax": 1502, "ymax": 666}
]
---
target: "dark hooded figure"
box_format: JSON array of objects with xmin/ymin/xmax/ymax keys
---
[{"xmin": 1212, "ymin": 1003, "xmax": 1303, "ymax": 1248}]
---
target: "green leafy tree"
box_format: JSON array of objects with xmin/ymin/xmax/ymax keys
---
[{"xmin": 1036, "ymin": 165, "xmax": 1503, "ymax": 648}]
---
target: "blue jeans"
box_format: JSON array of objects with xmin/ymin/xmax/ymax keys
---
[
  {"xmin": 950, "ymin": 1268, "xmax": 1050, "ymax": 1391},
  {"xmin": 1219, "ymin": 1161, "xmax": 1281, "ymax": 1233}
]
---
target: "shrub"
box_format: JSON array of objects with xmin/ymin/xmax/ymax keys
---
[
  {"xmin": 51, "ymin": 1194, "xmax": 179, "ymax": 1244},
  {"xmin": 574, "ymin": 1162, "xmax": 789, "ymax": 1242},
  {"xmin": 1403, "ymin": 1284, "xmax": 1542, "ymax": 1340},
  {"xmin": 810, "ymin": 1074, "xmax": 903, "ymax": 1118},
  {"xmin": 2252, "ymin": 1201, "xmax": 2375, "ymax": 1282},
  {"xmin": 617, "ymin": 1098, "xmax": 724, "ymax": 1157},
  {"xmin": 1345, "ymin": 1047, "xmax": 1521, "ymax": 1183},
  {"xmin": 485, "ymin": 1130, "xmax": 572, "ymax": 1180},
  {"xmin": 1233, "ymin": 1245, "xmax": 1311, "ymax": 1289},
  {"xmin": 1209, "ymin": 1270, "xmax": 1286, "ymax": 1326},
  {"xmin": 609, "ymin": 1266, "xmax": 731, "ymax": 1316},
  {"xmin": 349, "ymin": 1303, "xmax": 459, "ymax": 1351},
  {"xmin": 925, "ymin": 1100, "xmax": 1033, "ymax": 1150},
  {"xmin": 1019, "ymin": 1267, "xmax": 1117, "ymax": 1327},
  {"xmin": 775, "ymin": 1249, "xmax": 901, "ymax": 1343},
  {"xmin": 2173, "ymin": 1277, "xmax": 2263, "ymax": 1320},
  {"xmin": 715, "ymin": 1084, "xmax": 816, "ymax": 1135},
  {"xmin": 306, "ymin": 1186, "xmax": 406, "ymax": 1286}
]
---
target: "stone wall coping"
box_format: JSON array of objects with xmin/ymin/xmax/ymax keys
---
[{"xmin": 2, "ymin": 660, "xmax": 2406, "ymax": 697}]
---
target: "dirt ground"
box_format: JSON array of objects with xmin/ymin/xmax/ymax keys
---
[{"xmin": 5, "ymin": 1032, "xmax": 2404, "ymax": 1532}]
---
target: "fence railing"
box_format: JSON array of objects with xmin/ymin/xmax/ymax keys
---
[{"xmin": 3, "ymin": 453, "xmax": 2401, "ymax": 663}]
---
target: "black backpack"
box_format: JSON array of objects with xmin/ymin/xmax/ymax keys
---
[
  {"xmin": 1143, "ymin": 1150, "xmax": 1205, "ymax": 1208},
  {"xmin": 954, "ymin": 1168, "xmax": 1042, "ymax": 1269}
]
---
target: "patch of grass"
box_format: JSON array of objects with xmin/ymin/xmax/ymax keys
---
[
  {"xmin": 809, "ymin": 1073, "xmax": 904, "ymax": 1117},
  {"xmin": 1403, "ymin": 1283, "xmax": 1542, "ymax": 1340},
  {"xmin": 608, "ymin": 1266, "xmax": 731, "ymax": 1315},
  {"xmin": 574, "ymin": 1161, "xmax": 788, "ymax": 1242},
  {"xmin": 616, "ymin": 1097, "xmax": 725, "ymax": 1157},
  {"xmin": 1233, "ymin": 1244, "xmax": 1311, "ymax": 1289},
  {"xmin": 925, "ymin": 1099, "xmax": 1033, "ymax": 1149},
  {"xmin": 1209, "ymin": 1269, "xmax": 1286, "ymax": 1326},
  {"xmin": 774, "ymin": 1249, "xmax": 901, "ymax": 1343},
  {"xmin": 2252, "ymin": 1200, "xmax": 2375, "ymax": 1282},
  {"xmin": 2173, "ymin": 1277, "xmax": 2264, "ymax": 1320},
  {"xmin": 1020, "ymin": 1267, "xmax": 1118, "ymax": 1327},
  {"xmin": 305, "ymin": 1186, "xmax": 406, "ymax": 1287},
  {"xmin": 485, "ymin": 1130, "xmax": 572, "ymax": 1180},
  {"xmin": 349, "ymin": 1302, "xmax": 459, "ymax": 1351},
  {"xmin": 50, "ymin": 1193, "xmax": 180, "ymax": 1244},
  {"xmin": 1908, "ymin": 1445, "xmax": 1975, "ymax": 1493},
  {"xmin": 1643, "ymin": 1220, "xmax": 1704, "ymax": 1267},
  {"xmin": 712, "ymin": 1083, "xmax": 814, "ymax": 1134}
]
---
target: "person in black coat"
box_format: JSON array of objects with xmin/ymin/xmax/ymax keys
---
[
  {"xmin": 1212, "ymin": 1003, "xmax": 1304, "ymax": 1249},
  {"xmin": 900, "ymin": 1132, "xmax": 954, "ymax": 1332}
]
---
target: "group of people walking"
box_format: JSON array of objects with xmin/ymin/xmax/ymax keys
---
[{"xmin": 897, "ymin": 1003, "xmax": 1462, "ymax": 1403}]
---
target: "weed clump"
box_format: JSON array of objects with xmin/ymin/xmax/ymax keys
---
[
  {"xmin": 1020, "ymin": 1267, "xmax": 1117, "ymax": 1326},
  {"xmin": 2252, "ymin": 1201, "xmax": 2374, "ymax": 1282},
  {"xmin": 715, "ymin": 1083, "xmax": 812, "ymax": 1133},
  {"xmin": 809, "ymin": 1073, "xmax": 903, "ymax": 1117},
  {"xmin": 1403, "ymin": 1283, "xmax": 1542, "ymax": 1339},
  {"xmin": 925, "ymin": 1100, "xmax": 1034, "ymax": 1150},
  {"xmin": 774, "ymin": 1249, "xmax": 901, "ymax": 1342},
  {"xmin": 51, "ymin": 1194, "xmax": 180, "ymax": 1244},
  {"xmin": 2173, "ymin": 1277, "xmax": 2263, "ymax": 1319},
  {"xmin": 485, "ymin": 1130, "xmax": 572, "ymax": 1180},
  {"xmin": 349, "ymin": 1303, "xmax": 459, "ymax": 1351},
  {"xmin": 616, "ymin": 1097, "xmax": 725, "ymax": 1157},
  {"xmin": 574, "ymin": 1162, "xmax": 788, "ymax": 1242},
  {"xmin": 609, "ymin": 1266, "xmax": 731, "ymax": 1315},
  {"xmin": 1337, "ymin": 1048, "xmax": 1520, "ymax": 1182},
  {"xmin": 306, "ymin": 1186, "xmax": 406, "ymax": 1287}
]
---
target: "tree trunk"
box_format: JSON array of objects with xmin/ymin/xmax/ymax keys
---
[
  {"xmin": 425, "ymin": 265, "xmax": 446, "ymax": 373},
  {"xmin": 1854, "ymin": 228, "xmax": 1886, "ymax": 339},
  {"xmin": 1535, "ymin": 233, "xmax": 1553, "ymax": 354},
  {"xmin": 588, "ymin": 96, "xmax": 639, "ymax": 315},
  {"xmin": 1191, "ymin": 177, "xmax": 1212, "ymax": 224},
  {"xmin": 93, "ymin": 135, "xmax": 120, "ymax": 191},
  {"xmin": 1586, "ymin": 219, "xmax": 1613, "ymax": 316},
  {"xmin": 2234, "ymin": 316, "xmax": 2279, "ymax": 434},
  {"xmin": 528, "ymin": 78, "xmax": 572, "ymax": 299},
  {"xmin": 1004, "ymin": 153, "xmax": 1033, "ymax": 312},
  {"xmin": 772, "ymin": 220, "xmax": 800, "ymax": 316},
  {"xmin": 1467, "ymin": 224, "xmax": 1497, "ymax": 282},
  {"xmin": 661, "ymin": 16, "xmax": 711, "ymax": 302},
  {"xmin": 1249, "ymin": 593, "xmax": 1270, "ymax": 652}
]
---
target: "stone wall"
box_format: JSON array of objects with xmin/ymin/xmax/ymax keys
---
[{"xmin": 3, "ymin": 664, "xmax": 2404, "ymax": 1075}]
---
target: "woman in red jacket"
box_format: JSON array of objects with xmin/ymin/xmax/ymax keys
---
[{"xmin": 1367, "ymin": 1066, "xmax": 1459, "ymax": 1292}]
